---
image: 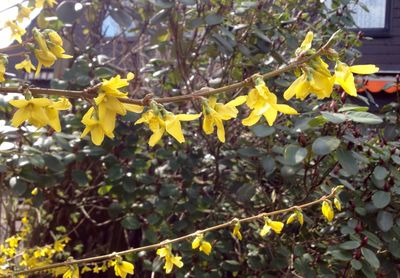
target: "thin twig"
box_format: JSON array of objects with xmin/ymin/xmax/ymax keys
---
[{"xmin": 12, "ymin": 189, "xmax": 339, "ymax": 276}]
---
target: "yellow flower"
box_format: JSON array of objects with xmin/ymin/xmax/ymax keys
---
[
  {"xmin": 321, "ymin": 200, "xmax": 334, "ymax": 222},
  {"xmin": 9, "ymin": 98, "xmax": 52, "ymax": 128},
  {"xmin": 5, "ymin": 20, "xmax": 26, "ymax": 44},
  {"xmin": 53, "ymin": 237, "xmax": 70, "ymax": 252},
  {"xmin": 110, "ymin": 259, "xmax": 134, "ymax": 278},
  {"xmin": 16, "ymin": 5, "xmax": 32, "ymax": 23},
  {"xmin": 232, "ymin": 222, "xmax": 242, "ymax": 240},
  {"xmin": 62, "ymin": 265, "xmax": 79, "ymax": 278},
  {"xmin": 15, "ymin": 57, "xmax": 36, "ymax": 73},
  {"xmin": 242, "ymin": 79, "xmax": 298, "ymax": 126},
  {"xmin": 135, "ymin": 104, "xmax": 200, "ymax": 147},
  {"xmin": 286, "ymin": 209, "xmax": 304, "ymax": 225},
  {"xmin": 284, "ymin": 58, "xmax": 334, "ymax": 100},
  {"xmin": 260, "ymin": 217, "xmax": 284, "ymax": 236},
  {"xmin": 0, "ymin": 55, "xmax": 8, "ymax": 82},
  {"xmin": 35, "ymin": 0, "xmax": 58, "ymax": 8},
  {"xmin": 5, "ymin": 236, "xmax": 21, "ymax": 248},
  {"xmin": 334, "ymin": 62, "xmax": 379, "ymax": 97},
  {"xmin": 202, "ymin": 96, "xmax": 246, "ymax": 142},
  {"xmin": 334, "ymin": 197, "xmax": 342, "ymax": 211},
  {"xmin": 95, "ymin": 73, "xmax": 143, "ymax": 134},
  {"xmin": 31, "ymin": 187, "xmax": 38, "ymax": 195},
  {"xmin": 33, "ymin": 28, "xmax": 72, "ymax": 77},
  {"xmin": 295, "ymin": 31, "xmax": 314, "ymax": 55},
  {"xmin": 156, "ymin": 245, "xmax": 184, "ymax": 274},
  {"xmin": 47, "ymin": 30, "xmax": 63, "ymax": 46},
  {"xmin": 45, "ymin": 97, "xmax": 71, "ymax": 132},
  {"xmin": 81, "ymin": 265, "xmax": 91, "ymax": 274},
  {"xmin": 192, "ymin": 234, "xmax": 212, "ymax": 255},
  {"xmin": 81, "ymin": 107, "xmax": 115, "ymax": 146}
]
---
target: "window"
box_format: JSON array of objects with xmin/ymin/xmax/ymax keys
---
[{"xmin": 325, "ymin": 0, "xmax": 392, "ymax": 37}]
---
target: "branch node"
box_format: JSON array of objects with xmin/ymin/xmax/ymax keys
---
[
  {"xmin": 141, "ymin": 93, "xmax": 154, "ymax": 106},
  {"xmin": 82, "ymin": 83, "xmax": 102, "ymax": 99}
]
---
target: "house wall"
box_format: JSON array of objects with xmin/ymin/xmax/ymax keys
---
[{"xmin": 358, "ymin": 0, "xmax": 400, "ymax": 72}]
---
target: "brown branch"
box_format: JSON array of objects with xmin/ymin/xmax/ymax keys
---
[{"xmin": 0, "ymin": 30, "xmax": 339, "ymax": 106}]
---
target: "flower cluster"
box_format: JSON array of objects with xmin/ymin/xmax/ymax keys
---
[
  {"xmin": 9, "ymin": 97, "xmax": 71, "ymax": 131},
  {"xmin": 284, "ymin": 31, "xmax": 379, "ymax": 100}
]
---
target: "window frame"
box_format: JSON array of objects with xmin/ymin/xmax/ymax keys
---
[{"xmin": 352, "ymin": 0, "xmax": 392, "ymax": 38}]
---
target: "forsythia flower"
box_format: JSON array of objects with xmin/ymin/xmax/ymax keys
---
[
  {"xmin": 31, "ymin": 187, "xmax": 38, "ymax": 195},
  {"xmin": 260, "ymin": 217, "xmax": 284, "ymax": 236},
  {"xmin": 62, "ymin": 265, "xmax": 79, "ymax": 278},
  {"xmin": 232, "ymin": 222, "xmax": 242, "ymax": 240},
  {"xmin": 15, "ymin": 57, "xmax": 36, "ymax": 73},
  {"xmin": 321, "ymin": 200, "xmax": 334, "ymax": 222},
  {"xmin": 95, "ymin": 72, "xmax": 143, "ymax": 134},
  {"xmin": 334, "ymin": 197, "xmax": 342, "ymax": 211},
  {"xmin": 202, "ymin": 95, "xmax": 246, "ymax": 142},
  {"xmin": 295, "ymin": 31, "xmax": 313, "ymax": 55},
  {"xmin": 156, "ymin": 245, "xmax": 184, "ymax": 274},
  {"xmin": 9, "ymin": 97, "xmax": 70, "ymax": 131},
  {"xmin": 5, "ymin": 20, "xmax": 26, "ymax": 43},
  {"xmin": 33, "ymin": 28, "xmax": 72, "ymax": 77},
  {"xmin": 16, "ymin": 4, "xmax": 33, "ymax": 23},
  {"xmin": 135, "ymin": 103, "xmax": 200, "ymax": 147},
  {"xmin": 45, "ymin": 97, "xmax": 71, "ymax": 132},
  {"xmin": 110, "ymin": 259, "xmax": 134, "ymax": 278},
  {"xmin": 334, "ymin": 62, "xmax": 379, "ymax": 96},
  {"xmin": 0, "ymin": 55, "xmax": 8, "ymax": 82},
  {"xmin": 9, "ymin": 98, "xmax": 52, "ymax": 128},
  {"xmin": 286, "ymin": 209, "xmax": 304, "ymax": 226},
  {"xmin": 81, "ymin": 265, "xmax": 91, "ymax": 274},
  {"xmin": 284, "ymin": 57, "xmax": 335, "ymax": 100},
  {"xmin": 5, "ymin": 236, "xmax": 21, "ymax": 248},
  {"xmin": 81, "ymin": 107, "xmax": 114, "ymax": 146},
  {"xmin": 35, "ymin": 0, "xmax": 58, "ymax": 8},
  {"xmin": 53, "ymin": 237, "xmax": 70, "ymax": 252},
  {"xmin": 192, "ymin": 234, "xmax": 212, "ymax": 255},
  {"xmin": 242, "ymin": 78, "xmax": 298, "ymax": 126}
]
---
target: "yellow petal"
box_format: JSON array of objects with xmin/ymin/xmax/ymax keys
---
[
  {"xmin": 148, "ymin": 128, "xmax": 164, "ymax": 147},
  {"xmin": 286, "ymin": 213, "xmax": 297, "ymax": 224},
  {"xmin": 299, "ymin": 31, "xmax": 313, "ymax": 52},
  {"xmin": 123, "ymin": 103, "xmax": 144, "ymax": 113},
  {"xmin": 268, "ymin": 220, "xmax": 284, "ymax": 234},
  {"xmin": 274, "ymin": 104, "xmax": 298, "ymax": 115},
  {"xmin": 322, "ymin": 201, "xmax": 334, "ymax": 222},
  {"xmin": 214, "ymin": 117, "xmax": 225, "ymax": 143},
  {"xmin": 226, "ymin": 95, "xmax": 247, "ymax": 107},
  {"xmin": 202, "ymin": 114, "xmax": 214, "ymax": 135},
  {"xmin": 200, "ymin": 241, "xmax": 212, "ymax": 255},
  {"xmin": 350, "ymin": 64, "xmax": 379, "ymax": 75},
  {"xmin": 91, "ymin": 125, "xmax": 105, "ymax": 146},
  {"xmin": 192, "ymin": 236, "xmax": 201, "ymax": 249},
  {"xmin": 334, "ymin": 197, "xmax": 342, "ymax": 211},
  {"xmin": 11, "ymin": 108, "xmax": 28, "ymax": 127},
  {"xmin": 176, "ymin": 113, "xmax": 201, "ymax": 121},
  {"xmin": 165, "ymin": 116, "xmax": 185, "ymax": 143},
  {"xmin": 242, "ymin": 110, "xmax": 262, "ymax": 126},
  {"xmin": 260, "ymin": 224, "xmax": 271, "ymax": 237},
  {"xmin": 171, "ymin": 256, "xmax": 183, "ymax": 268},
  {"xmin": 263, "ymin": 108, "xmax": 277, "ymax": 126},
  {"xmin": 9, "ymin": 99, "xmax": 28, "ymax": 108}
]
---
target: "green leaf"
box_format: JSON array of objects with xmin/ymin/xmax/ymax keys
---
[
  {"xmin": 236, "ymin": 184, "xmax": 256, "ymax": 203},
  {"xmin": 351, "ymin": 259, "xmax": 362, "ymax": 270},
  {"xmin": 250, "ymin": 125, "xmax": 275, "ymax": 137},
  {"xmin": 108, "ymin": 202, "xmax": 123, "ymax": 219},
  {"xmin": 283, "ymin": 145, "xmax": 308, "ymax": 165},
  {"xmin": 373, "ymin": 166, "xmax": 389, "ymax": 180},
  {"xmin": 98, "ymin": 185, "xmax": 113, "ymax": 196},
  {"xmin": 261, "ymin": 156, "xmax": 276, "ymax": 176},
  {"xmin": 205, "ymin": 14, "xmax": 223, "ymax": 26},
  {"xmin": 339, "ymin": 241, "xmax": 360, "ymax": 250},
  {"xmin": 337, "ymin": 149, "xmax": 358, "ymax": 175},
  {"xmin": 388, "ymin": 241, "xmax": 400, "ymax": 258},
  {"xmin": 9, "ymin": 177, "xmax": 27, "ymax": 196},
  {"xmin": 321, "ymin": 112, "xmax": 346, "ymax": 124},
  {"xmin": 372, "ymin": 191, "xmax": 391, "ymax": 209},
  {"xmin": 222, "ymin": 260, "xmax": 241, "ymax": 272},
  {"xmin": 121, "ymin": 215, "xmax": 140, "ymax": 230},
  {"xmin": 338, "ymin": 104, "xmax": 369, "ymax": 112},
  {"xmin": 346, "ymin": 111, "xmax": 383, "ymax": 125},
  {"xmin": 312, "ymin": 136, "xmax": 341, "ymax": 156},
  {"xmin": 391, "ymin": 155, "xmax": 400, "ymax": 165},
  {"xmin": 376, "ymin": 211, "xmax": 393, "ymax": 232},
  {"xmin": 361, "ymin": 247, "xmax": 380, "ymax": 269},
  {"xmin": 56, "ymin": 1, "xmax": 83, "ymax": 23}
]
